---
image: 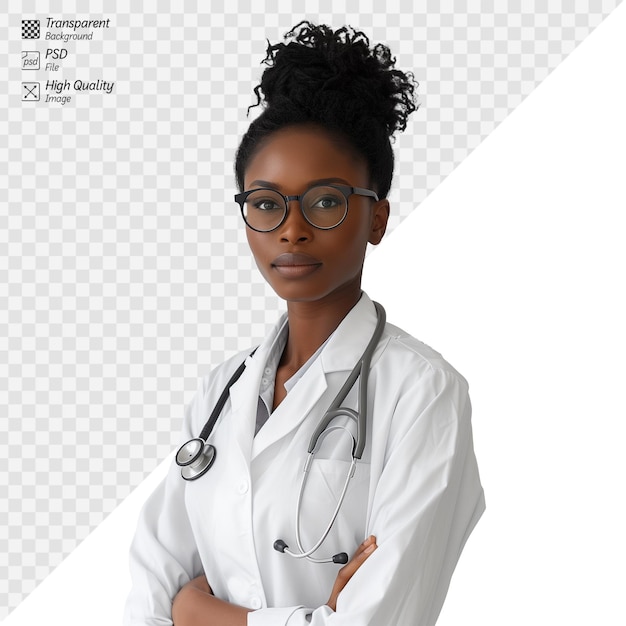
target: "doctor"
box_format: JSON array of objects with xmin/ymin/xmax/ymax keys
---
[{"xmin": 125, "ymin": 21, "xmax": 485, "ymax": 626}]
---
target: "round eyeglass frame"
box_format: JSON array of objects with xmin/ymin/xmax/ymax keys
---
[{"xmin": 234, "ymin": 184, "xmax": 379, "ymax": 232}]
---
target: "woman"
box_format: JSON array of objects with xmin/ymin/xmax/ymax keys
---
[{"xmin": 124, "ymin": 22, "xmax": 484, "ymax": 626}]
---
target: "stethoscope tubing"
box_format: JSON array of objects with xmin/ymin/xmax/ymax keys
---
[
  {"xmin": 199, "ymin": 348, "xmax": 257, "ymax": 441},
  {"xmin": 290, "ymin": 453, "xmax": 357, "ymax": 563},
  {"xmin": 280, "ymin": 302, "xmax": 386, "ymax": 562},
  {"xmin": 306, "ymin": 301, "xmax": 386, "ymax": 460},
  {"xmin": 176, "ymin": 301, "xmax": 387, "ymax": 563}
]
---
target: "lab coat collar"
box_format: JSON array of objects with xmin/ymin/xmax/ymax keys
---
[
  {"xmin": 229, "ymin": 313, "xmax": 289, "ymax": 413},
  {"xmin": 228, "ymin": 292, "xmax": 382, "ymax": 463},
  {"xmin": 250, "ymin": 290, "xmax": 381, "ymax": 376},
  {"xmin": 253, "ymin": 293, "xmax": 382, "ymax": 459},
  {"xmin": 234, "ymin": 290, "xmax": 381, "ymax": 395},
  {"xmin": 226, "ymin": 318, "xmax": 286, "ymax": 469}
]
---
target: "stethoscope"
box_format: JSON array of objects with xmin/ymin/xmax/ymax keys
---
[{"xmin": 175, "ymin": 301, "xmax": 386, "ymax": 564}]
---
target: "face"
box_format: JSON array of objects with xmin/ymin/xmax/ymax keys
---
[{"xmin": 242, "ymin": 125, "xmax": 390, "ymax": 304}]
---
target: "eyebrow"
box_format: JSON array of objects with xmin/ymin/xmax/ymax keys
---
[{"xmin": 247, "ymin": 177, "xmax": 351, "ymax": 190}]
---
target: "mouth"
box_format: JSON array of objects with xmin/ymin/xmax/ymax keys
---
[{"xmin": 271, "ymin": 253, "xmax": 323, "ymax": 278}]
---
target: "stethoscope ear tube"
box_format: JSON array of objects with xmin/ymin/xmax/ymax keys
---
[
  {"xmin": 284, "ymin": 455, "xmax": 358, "ymax": 563},
  {"xmin": 273, "ymin": 539, "xmax": 349, "ymax": 564},
  {"xmin": 278, "ymin": 302, "xmax": 385, "ymax": 563}
]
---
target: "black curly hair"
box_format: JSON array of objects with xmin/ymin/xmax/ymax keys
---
[{"xmin": 234, "ymin": 21, "xmax": 419, "ymax": 199}]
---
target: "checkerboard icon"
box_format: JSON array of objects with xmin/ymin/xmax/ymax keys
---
[{"xmin": 22, "ymin": 19, "xmax": 40, "ymax": 39}]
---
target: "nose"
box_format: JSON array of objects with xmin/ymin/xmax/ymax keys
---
[{"xmin": 278, "ymin": 198, "xmax": 313, "ymax": 243}]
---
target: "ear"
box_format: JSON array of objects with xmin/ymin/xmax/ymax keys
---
[{"xmin": 368, "ymin": 199, "xmax": 390, "ymax": 245}]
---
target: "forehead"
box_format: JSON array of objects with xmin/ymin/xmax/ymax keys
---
[{"xmin": 244, "ymin": 125, "xmax": 369, "ymax": 192}]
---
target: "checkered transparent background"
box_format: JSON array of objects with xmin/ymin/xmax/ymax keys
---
[{"xmin": 0, "ymin": 0, "xmax": 622, "ymax": 617}]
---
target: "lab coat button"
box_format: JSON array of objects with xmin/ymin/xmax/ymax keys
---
[
  {"xmin": 237, "ymin": 479, "xmax": 249, "ymax": 494},
  {"xmin": 250, "ymin": 595, "xmax": 262, "ymax": 610}
]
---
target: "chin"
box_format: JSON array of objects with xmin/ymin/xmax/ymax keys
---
[
  {"xmin": 271, "ymin": 280, "xmax": 361, "ymax": 306},
  {"xmin": 272, "ymin": 285, "xmax": 327, "ymax": 303}
]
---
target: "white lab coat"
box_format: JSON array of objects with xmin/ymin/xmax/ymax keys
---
[{"xmin": 124, "ymin": 293, "xmax": 485, "ymax": 626}]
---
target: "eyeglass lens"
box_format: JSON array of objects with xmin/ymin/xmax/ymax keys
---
[{"xmin": 242, "ymin": 186, "xmax": 348, "ymax": 231}]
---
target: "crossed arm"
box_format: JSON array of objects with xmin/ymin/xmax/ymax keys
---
[{"xmin": 171, "ymin": 536, "xmax": 378, "ymax": 626}]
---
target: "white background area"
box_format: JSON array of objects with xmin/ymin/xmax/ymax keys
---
[{"xmin": 4, "ymin": 4, "xmax": 626, "ymax": 625}]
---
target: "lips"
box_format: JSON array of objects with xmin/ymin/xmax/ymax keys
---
[
  {"xmin": 272, "ymin": 253, "xmax": 322, "ymax": 267},
  {"xmin": 271, "ymin": 253, "xmax": 322, "ymax": 278}
]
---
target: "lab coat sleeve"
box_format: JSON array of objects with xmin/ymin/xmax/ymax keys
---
[
  {"xmin": 248, "ymin": 367, "xmax": 485, "ymax": 626},
  {"xmin": 123, "ymin": 382, "xmax": 205, "ymax": 626}
]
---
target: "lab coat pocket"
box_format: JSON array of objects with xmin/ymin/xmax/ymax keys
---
[
  {"xmin": 309, "ymin": 459, "xmax": 365, "ymax": 499},
  {"xmin": 301, "ymin": 459, "xmax": 371, "ymax": 552}
]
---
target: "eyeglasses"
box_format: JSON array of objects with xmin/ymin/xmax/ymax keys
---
[{"xmin": 234, "ymin": 184, "xmax": 379, "ymax": 232}]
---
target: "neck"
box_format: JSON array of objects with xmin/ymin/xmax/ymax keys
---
[{"xmin": 281, "ymin": 284, "xmax": 362, "ymax": 371}]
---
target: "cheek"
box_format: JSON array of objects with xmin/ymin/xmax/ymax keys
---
[
  {"xmin": 335, "ymin": 215, "xmax": 371, "ymax": 258},
  {"xmin": 321, "ymin": 226, "xmax": 370, "ymax": 272}
]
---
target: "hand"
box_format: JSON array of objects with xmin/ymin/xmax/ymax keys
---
[{"xmin": 326, "ymin": 535, "xmax": 378, "ymax": 612}]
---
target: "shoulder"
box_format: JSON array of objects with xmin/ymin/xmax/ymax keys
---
[
  {"xmin": 372, "ymin": 323, "xmax": 473, "ymax": 453},
  {"xmin": 199, "ymin": 347, "xmax": 255, "ymax": 396},
  {"xmin": 378, "ymin": 321, "xmax": 468, "ymax": 390},
  {"xmin": 180, "ymin": 347, "xmax": 256, "ymax": 436}
]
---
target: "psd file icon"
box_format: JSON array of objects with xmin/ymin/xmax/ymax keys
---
[
  {"xmin": 22, "ymin": 82, "xmax": 40, "ymax": 101},
  {"xmin": 22, "ymin": 20, "xmax": 40, "ymax": 39},
  {"xmin": 22, "ymin": 51, "xmax": 40, "ymax": 70}
]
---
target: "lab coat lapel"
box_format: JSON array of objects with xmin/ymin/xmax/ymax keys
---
[
  {"xmin": 251, "ymin": 293, "xmax": 380, "ymax": 460},
  {"xmin": 227, "ymin": 314, "xmax": 288, "ymax": 467},
  {"xmin": 251, "ymin": 358, "xmax": 328, "ymax": 460},
  {"xmin": 319, "ymin": 292, "xmax": 380, "ymax": 375}
]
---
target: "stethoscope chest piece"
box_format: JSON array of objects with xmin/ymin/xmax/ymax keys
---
[{"xmin": 176, "ymin": 438, "xmax": 216, "ymax": 481}]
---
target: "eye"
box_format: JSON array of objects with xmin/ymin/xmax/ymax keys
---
[
  {"xmin": 253, "ymin": 198, "xmax": 282, "ymax": 211},
  {"xmin": 309, "ymin": 194, "xmax": 343, "ymax": 210},
  {"xmin": 316, "ymin": 196, "xmax": 339, "ymax": 209}
]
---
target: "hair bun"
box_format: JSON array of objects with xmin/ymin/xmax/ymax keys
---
[
  {"xmin": 236, "ymin": 22, "xmax": 419, "ymax": 199},
  {"xmin": 251, "ymin": 21, "xmax": 418, "ymax": 137}
]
